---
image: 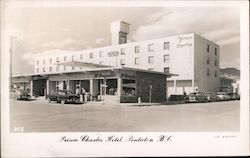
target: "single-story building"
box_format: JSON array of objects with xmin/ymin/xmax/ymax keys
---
[{"xmin": 12, "ymin": 65, "xmax": 172, "ymax": 104}]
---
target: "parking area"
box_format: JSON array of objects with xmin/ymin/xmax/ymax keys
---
[{"xmin": 9, "ymin": 99, "xmax": 240, "ymax": 132}]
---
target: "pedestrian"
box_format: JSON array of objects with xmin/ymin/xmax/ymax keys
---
[
  {"xmin": 81, "ymin": 87, "xmax": 86, "ymax": 101},
  {"xmin": 76, "ymin": 86, "xmax": 80, "ymax": 96},
  {"xmin": 183, "ymin": 91, "xmax": 186, "ymax": 96}
]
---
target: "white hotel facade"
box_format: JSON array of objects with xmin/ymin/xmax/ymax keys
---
[{"xmin": 32, "ymin": 21, "xmax": 220, "ymax": 97}]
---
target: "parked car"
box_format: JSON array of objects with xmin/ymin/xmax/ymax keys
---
[
  {"xmin": 46, "ymin": 90, "xmax": 83, "ymax": 104},
  {"xmin": 186, "ymin": 92, "xmax": 206, "ymax": 103},
  {"xmin": 216, "ymin": 92, "xmax": 231, "ymax": 101},
  {"xmin": 204, "ymin": 92, "xmax": 219, "ymax": 102},
  {"xmin": 14, "ymin": 89, "xmax": 31, "ymax": 101},
  {"xmin": 229, "ymin": 93, "xmax": 240, "ymax": 100}
]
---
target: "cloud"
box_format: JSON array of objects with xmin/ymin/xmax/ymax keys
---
[
  {"xmin": 22, "ymin": 52, "xmax": 34, "ymax": 65},
  {"xmin": 41, "ymin": 38, "xmax": 88, "ymax": 50},
  {"xmin": 95, "ymin": 38, "xmax": 104, "ymax": 44},
  {"xmin": 132, "ymin": 8, "xmax": 240, "ymax": 45},
  {"xmin": 60, "ymin": 27, "xmax": 70, "ymax": 32},
  {"xmin": 217, "ymin": 36, "xmax": 240, "ymax": 46}
]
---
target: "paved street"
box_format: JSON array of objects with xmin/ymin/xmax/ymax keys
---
[{"xmin": 9, "ymin": 99, "xmax": 240, "ymax": 132}]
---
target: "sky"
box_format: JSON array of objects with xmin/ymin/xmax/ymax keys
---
[{"xmin": 6, "ymin": 5, "xmax": 240, "ymax": 75}]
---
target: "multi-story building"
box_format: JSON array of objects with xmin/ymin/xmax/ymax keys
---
[{"xmin": 33, "ymin": 21, "xmax": 220, "ymax": 96}]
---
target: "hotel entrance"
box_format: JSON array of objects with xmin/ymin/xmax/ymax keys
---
[
  {"xmin": 97, "ymin": 78, "xmax": 119, "ymax": 104},
  {"xmin": 32, "ymin": 76, "xmax": 47, "ymax": 96}
]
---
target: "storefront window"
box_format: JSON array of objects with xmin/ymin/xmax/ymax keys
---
[
  {"xmin": 106, "ymin": 79, "xmax": 118, "ymax": 95},
  {"xmin": 122, "ymin": 79, "xmax": 136, "ymax": 96}
]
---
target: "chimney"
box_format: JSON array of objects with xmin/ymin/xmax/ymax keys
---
[{"xmin": 110, "ymin": 21, "xmax": 130, "ymax": 46}]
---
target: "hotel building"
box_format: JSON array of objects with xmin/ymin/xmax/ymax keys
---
[{"xmin": 12, "ymin": 21, "xmax": 220, "ymax": 103}]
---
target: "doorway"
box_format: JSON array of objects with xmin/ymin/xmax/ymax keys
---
[{"xmin": 33, "ymin": 79, "xmax": 46, "ymax": 96}]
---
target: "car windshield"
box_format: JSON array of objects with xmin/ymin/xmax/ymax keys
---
[
  {"xmin": 189, "ymin": 93, "xmax": 203, "ymax": 96},
  {"xmin": 204, "ymin": 93, "xmax": 212, "ymax": 96},
  {"xmin": 217, "ymin": 92, "xmax": 227, "ymax": 95},
  {"xmin": 56, "ymin": 90, "xmax": 73, "ymax": 95}
]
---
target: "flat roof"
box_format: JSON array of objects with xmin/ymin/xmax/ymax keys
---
[
  {"xmin": 12, "ymin": 66, "xmax": 176, "ymax": 78},
  {"xmin": 55, "ymin": 61, "xmax": 111, "ymax": 68}
]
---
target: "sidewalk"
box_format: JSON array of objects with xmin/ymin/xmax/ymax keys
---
[{"xmin": 13, "ymin": 96, "xmax": 187, "ymax": 106}]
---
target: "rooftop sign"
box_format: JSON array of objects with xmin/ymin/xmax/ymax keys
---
[
  {"xmin": 176, "ymin": 36, "xmax": 193, "ymax": 48},
  {"xmin": 108, "ymin": 51, "xmax": 119, "ymax": 57}
]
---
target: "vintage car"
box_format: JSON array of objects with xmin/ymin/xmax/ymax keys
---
[
  {"xmin": 46, "ymin": 90, "xmax": 83, "ymax": 104},
  {"xmin": 14, "ymin": 89, "xmax": 31, "ymax": 101},
  {"xmin": 229, "ymin": 93, "xmax": 240, "ymax": 100},
  {"xmin": 186, "ymin": 92, "xmax": 206, "ymax": 103},
  {"xmin": 216, "ymin": 92, "xmax": 231, "ymax": 101},
  {"xmin": 204, "ymin": 92, "xmax": 219, "ymax": 102}
]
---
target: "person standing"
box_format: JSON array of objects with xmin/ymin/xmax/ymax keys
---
[
  {"xmin": 76, "ymin": 86, "xmax": 80, "ymax": 96},
  {"xmin": 81, "ymin": 87, "xmax": 86, "ymax": 101}
]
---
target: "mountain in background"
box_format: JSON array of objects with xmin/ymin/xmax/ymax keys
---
[{"xmin": 220, "ymin": 68, "xmax": 240, "ymax": 80}]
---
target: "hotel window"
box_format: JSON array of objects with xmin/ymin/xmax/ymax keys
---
[
  {"xmin": 36, "ymin": 60, "xmax": 39, "ymax": 65},
  {"xmin": 56, "ymin": 65, "xmax": 59, "ymax": 71},
  {"xmin": 148, "ymin": 44, "xmax": 154, "ymax": 52},
  {"xmin": 49, "ymin": 66, "xmax": 52, "ymax": 72},
  {"xmin": 43, "ymin": 67, "xmax": 46, "ymax": 72},
  {"xmin": 215, "ymin": 59, "xmax": 217, "ymax": 66},
  {"xmin": 207, "ymin": 44, "xmax": 210, "ymax": 52},
  {"xmin": 90, "ymin": 52, "xmax": 93, "ymax": 59},
  {"xmin": 207, "ymin": 69, "xmax": 210, "ymax": 77},
  {"xmin": 215, "ymin": 48, "xmax": 217, "ymax": 55},
  {"xmin": 207, "ymin": 57, "xmax": 210, "ymax": 64},
  {"xmin": 120, "ymin": 59, "xmax": 125, "ymax": 66},
  {"xmin": 135, "ymin": 57, "xmax": 140, "ymax": 65},
  {"xmin": 121, "ymin": 48, "xmax": 125, "ymax": 55},
  {"xmin": 36, "ymin": 68, "xmax": 39, "ymax": 73},
  {"xmin": 215, "ymin": 71, "xmax": 217, "ymax": 77},
  {"xmin": 164, "ymin": 42, "xmax": 170, "ymax": 50},
  {"xmin": 99, "ymin": 51, "xmax": 103, "ymax": 57},
  {"xmin": 164, "ymin": 54, "xmax": 170, "ymax": 63},
  {"xmin": 56, "ymin": 57, "xmax": 60, "ymax": 62},
  {"xmin": 64, "ymin": 66, "xmax": 66, "ymax": 71},
  {"xmin": 164, "ymin": 67, "xmax": 170, "ymax": 74},
  {"xmin": 148, "ymin": 56, "xmax": 154, "ymax": 64},
  {"xmin": 72, "ymin": 55, "xmax": 75, "ymax": 61},
  {"xmin": 135, "ymin": 46, "xmax": 140, "ymax": 53},
  {"xmin": 49, "ymin": 58, "xmax": 52, "ymax": 64},
  {"xmin": 43, "ymin": 59, "xmax": 45, "ymax": 65},
  {"xmin": 148, "ymin": 68, "xmax": 154, "ymax": 71},
  {"xmin": 99, "ymin": 61, "xmax": 104, "ymax": 65},
  {"xmin": 64, "ymin": 56, "xmax": 67, "ymax": 61},
  {"xmin": 72, "ymin": 66, "xmax": 75, "ymax": 70},
  {"xmin": 80, "ymin": 54, "xmax": 83, "ymax": 60}
]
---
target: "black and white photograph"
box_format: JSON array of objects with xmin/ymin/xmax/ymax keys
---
[{"xmin": 1, "ymin": 0, "xmax": 249, "ymax": 157}]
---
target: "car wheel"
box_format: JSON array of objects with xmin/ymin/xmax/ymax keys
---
[
  {"xmin": 27, "ymin": 96, "xmax": 31, "ymax": 101},
  {"xmin": 61, "ymin": 100, "xmax": 65, "ymax": 104}
]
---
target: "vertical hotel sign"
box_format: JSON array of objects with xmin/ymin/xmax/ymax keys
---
[{"xmin": 176, "ymin": 36, "xmax": 193, "ymax": 48}]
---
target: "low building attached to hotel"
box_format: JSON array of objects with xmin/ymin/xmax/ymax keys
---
[{"xmin": 12, "ymin": 67, "xmax": 170, "ymax": 103}]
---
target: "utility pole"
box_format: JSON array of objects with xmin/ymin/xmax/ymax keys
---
[
  {"xmin": 149, "ymin": 85, "xmax": 152, "ymax": 103},
  {"xmin": 9, "ymin": 36, "xmax": 17, "ymax": 92}
]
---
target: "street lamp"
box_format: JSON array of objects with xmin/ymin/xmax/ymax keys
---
[{"xmin": 9, "ymin": 36, "xmax": 17, "ymax": 92}]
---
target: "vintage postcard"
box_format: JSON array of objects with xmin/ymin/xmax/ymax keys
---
[{"xmin": 1, "ymin": 0, "xmax": 249, "ymax": 157}]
